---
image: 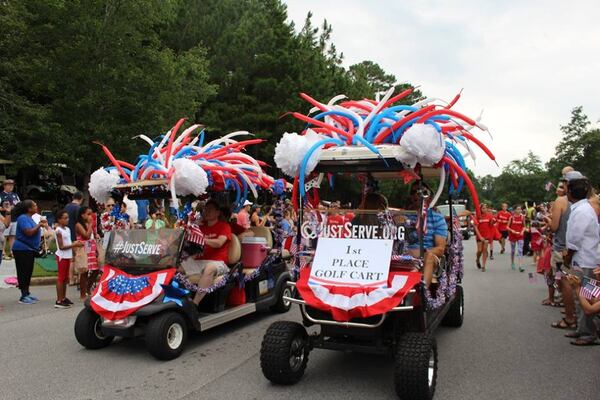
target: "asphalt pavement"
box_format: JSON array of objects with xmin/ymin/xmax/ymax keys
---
[{"xmin": 1, "ymin": 239, "xmax": 599, "ymax": 400}]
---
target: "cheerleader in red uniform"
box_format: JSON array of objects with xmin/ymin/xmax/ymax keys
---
[
  {"xmin": 508, "ymin": 205, "xmax": 526, "ymax": 272},
  {"xmin": 473, "ymin": 203, "xmax": 496, "ymax": 272}
]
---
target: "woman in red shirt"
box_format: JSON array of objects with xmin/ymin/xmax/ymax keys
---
[
  {"xmin": 508, "ymin": 205, "xmax": 525, "ymax": 272},
  {"xmin": 473, "ymin": 203, "xmax": 496, "ymax": 272}
]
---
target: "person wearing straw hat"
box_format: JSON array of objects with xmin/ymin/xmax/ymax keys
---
[{"xmin": 1, "ymin": 179, "xmax": 20, "ymax": 259}]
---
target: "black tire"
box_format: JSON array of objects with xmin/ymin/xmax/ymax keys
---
[
  {"xmin": 145, "ymin": 312, "xmax": 188, "ymax": 360},
  {"xmin": 74, "ymin": 308, "xmax": 114, "ymax": 349},
  {"xmin": 394, "ymin": 332, "xmax": 438, "ymax": 400},
  {"xmin": 269, "ymin": 281, "xmax": 293, "ymax": 313},
  {"xmin": 442, "ymin": 285, "xmax": 464, "ymax": 327},
  {"xmin": 260, "ymin": 321, "xmax": 309, "ymax": 385}
]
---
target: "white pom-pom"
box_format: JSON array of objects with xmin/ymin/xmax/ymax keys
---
[
  {"xmin": 274, "ymin": 130, "xmax": 324, "ymax": 177},
  {"xmin": 88, "ymin": 168, "xmax": 120, "ymax": 204},
  {"xmin": 393, "ymin": 146, "xmax": 418, "ymax": 169},
  {"xmin": 171, "ymin": 158, "xmax": 208, "ymax": 196},
  {"xmin": 400, "ymin": 123, "xmax": 446, "ymax": 166}
]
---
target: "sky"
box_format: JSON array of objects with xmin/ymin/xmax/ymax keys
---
[{"xmin": 284, "ymin": 0, "xmax": 600, "ymax": 177}]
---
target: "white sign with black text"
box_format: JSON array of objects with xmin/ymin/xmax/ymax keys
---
[{"xmin": 310, "ymin": 238, "xmax": 393, "ymax": 286}]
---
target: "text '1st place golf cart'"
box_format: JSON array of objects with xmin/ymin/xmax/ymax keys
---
[
  {"xmin": 75, "ymin": 121, "xmax": 294, "ymax": 360},
  {"xmin": 260, "ymin": 88, "xmax": 494, "ymax": 400}
]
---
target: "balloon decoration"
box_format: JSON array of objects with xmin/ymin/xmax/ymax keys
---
[
  {"xmin": 274, "ymin": 88, "xmax": 495, "ymax": 217},
  {"xmin": 89, "ymin": 167, "xmax": 120, "ymax": 204},
  {"xmin": 89, "ymin": 119, "xmax": 281, "ymax": 210}
]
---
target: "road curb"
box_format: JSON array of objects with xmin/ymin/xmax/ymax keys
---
[{"xmin": 31, "ymin": 277, "xmax": 57, "ymax": 286}]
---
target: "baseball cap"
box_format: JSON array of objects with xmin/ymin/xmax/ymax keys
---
[
  {"xmin": 3, "ymin": 179, "xmax": 14, "ymax": 185},
  {"xmin": 243, "ymin": 200, "xmax": 252, "ymax": 206},
  {"xmin": 564, "ymin": 171, "xmax": 586, "ymax": 181}
]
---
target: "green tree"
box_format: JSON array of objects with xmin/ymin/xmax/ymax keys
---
[
  {"xmin": 346, "ymin": 61, "xmax": 423, "ymax": 104},
  {"xmin": 546, "ymin": 106, "xmax": 590, "ymax": 178},
  {"xmin": 479, "ymin": 151, "xmax": 549, "ymax": 206},
  {"xmin": 347, "ymin": 61, "xmax": 396, "ymax": 99},
  {"xmin": 0, "ymin": 0, "xmax": 215, "ymax": 175}
]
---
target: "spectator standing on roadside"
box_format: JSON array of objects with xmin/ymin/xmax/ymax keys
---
[
  {"xmin": 64, "ymin": 191, "xmax": 83, "ymax": 242},
  {"xmin": 563, "ymin": 173, "xmax": 600, "ymax": 346},
  {"xmin": 136, "ymin": 199, "xmax": 149, "ymax": 227},
  {"xmin": 236, "ymin": 200, "xmax": 252, "ymax": 230},
  {"xmin": 119, "ymin": 202, "xmax": 132, "ymax": 229},
  {"xmin": 1, "ymin": 179, "xmax": 21, "ymax": 259},
  {"xmin": 0, "ymin": 207, "xmax": 7, "ymax": 265},
  {"xmin": 145, "ymin": 206, "xmax": 167, "ymax": 230},
  {"xmin": 75, "ymin": 206, "xmax": 98, "ymax": 299},
  {"xmin": 54, "ymin": 210, "xmax": 83, "ymax": 308},
  {"xmin": 281, "ymin": 210, "xmax": 294, "ymax": 236},
  {"xmin": 250, "ymin": 206, "xmax": 264, "ymax": 227},
  {"xmin": 548, "ymin": 169, "xmax": 577, "ymax": 329},
  {"xmin": 523, "ymin": 201, "xmax": 536, "ymax": 256},
  {"xmin": 12, "ymin": 200, "xmax": 48, "ymax": 304},
  {"xmin": 100, "ymin": 197, "xmax": 116, "ymax": 247},
  {"xmin": 548, "ymin": 175, "xmax": 575, "ymax": 328}
]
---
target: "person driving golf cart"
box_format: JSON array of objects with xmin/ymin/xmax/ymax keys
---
[
  {"xmin": 405, "ymin": 183, "xmax": 448, "ymax": 287},
  {"xmin": 180, "ymin": 200, "xmax": 232, "ymax": 305}
]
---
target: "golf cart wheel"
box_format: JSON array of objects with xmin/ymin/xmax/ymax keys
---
[
  {"xmin": 270, "ymin": 281, "xmax": 293, "ymax": 313},
  {"xmin": 74, "ymin": 308, "xmax": 114, "ymax": 349},
  {"xmin": 260, "ymin": 321, "xmax": 309, "ymax": 384},
  {"xmin": 442, "ymin": 285, "xmax": 464, "ymax": 327},
  {"xmin": 394, "ymin": 332, "xmax": 437, "ymax": 400},
  {"xmin": 145, "ymin": 312, "xmax": 188, "ymax": 360}
]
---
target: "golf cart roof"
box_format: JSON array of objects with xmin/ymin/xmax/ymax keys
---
[
  {"xmin": 314, "ymin": 145, "xmax": 439, "ymax": 179},
  {"xmin": 113, "ymin": 179, "xmax": 168, "ymax": 190}
]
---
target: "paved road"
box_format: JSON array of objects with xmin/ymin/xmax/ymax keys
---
[{"xmin": 1, "ymin": 239, "xmax": 599, "ymax": 400}]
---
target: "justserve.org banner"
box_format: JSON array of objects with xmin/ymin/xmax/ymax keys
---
[
  {"xmin": 105, "ymin": 229, "xmax": 185, "ymax": 269},
  {"xmin": 112, "ymin": 241, "xmax": 163, "ymax": 256}
]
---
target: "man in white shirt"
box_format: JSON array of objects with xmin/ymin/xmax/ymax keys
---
[{"xmin": 564, "ymin": 173, "xmax": 600, "ymax": 346}]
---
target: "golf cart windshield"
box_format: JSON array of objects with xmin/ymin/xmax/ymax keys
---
[
  {"xmin": 437, "ymin": 204, "xmax": 465, "ymax": 217},
  {"xmin": 105, "ymin": 229, "xmax": 185, "ymax": 270}
]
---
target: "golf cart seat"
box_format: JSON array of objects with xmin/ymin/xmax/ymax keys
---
[
  {"xmin": 210, "ymin": 235, "xmax": 243, "ymax": 284},
  {"xmin": 228, "ymin": 234, "xmax": 242, "ymax": 265},
  {"xmin": 250, "ymin": 226, "xmax": 273, "ymax": 248}
]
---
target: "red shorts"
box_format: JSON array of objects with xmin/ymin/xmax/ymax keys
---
[{"xmin": 56, "ymin": 256, "xmax": 71, "ymax": 283}]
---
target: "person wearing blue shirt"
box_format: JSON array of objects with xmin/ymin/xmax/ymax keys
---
[
  {"xmin": 281, "ymin": 210, "xmax": 294, "ymax": 236},
  {"xmin": 136, "ymin": 199, "xmax": 149, "ymax": 226},
  {"xmin": 12, "ymin": 200, "xmax": 48, "ymax": 304},
  {"xmin": 64, "ymin": 191, "xmax": 83, "ymax": 242},
  {"xmin": 406, "ymin": 184, "xmax": 448, "ymax": 287}
]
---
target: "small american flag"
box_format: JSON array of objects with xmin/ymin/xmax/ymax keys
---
[
  {"xmin": 579, "ymin": 277, "xmax": 600, "ymax": 300},
  {"xmin": 186, "ymin": 225, "xmax": 205, "ymax": 246}
]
